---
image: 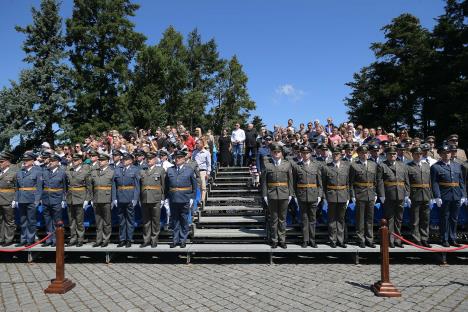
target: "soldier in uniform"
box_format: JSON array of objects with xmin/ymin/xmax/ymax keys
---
[
  {"xmin": 430, "ymin": 145, "xmax": 466, "ymax": 247},
  {"xmin": 406, "ymin": 146, "xmax": 432, "ymax": 247},
  {"xmin": 396, "ymin": 143, "xmax": 411, "ymax": 163},
  {"xmin": 140, "ymin": 152, "xmax": 165, "ymax": 248},
  {"xmin": 447, "ymin": 134, "xmax": 467, "ymax": 162},
  {"xmin": 321, "ymin": 147, "xmax": 350, "ymax": 248},
  {"xmin": 66, "ymin": 153, "xmax": 92, "ymax": 247},
  {"xmin": 256, "ymin": 135, "xmax": 272, "ymax": 174},
  {"xmin": 88, "ymin": 150, "xmax": 99, "ymax": 170},
  {"xmin": 134, "ymin": 149, "xmax": 148, "ymax": 170},
  {"xmin": 15, "ymin": 152, "xmax": 43, "ymax": 246},
  {"xmin": 421, "ymin": 143, "xmax": 437, "ymax": 166},
  {"xmin": 342, "ymin": 143, "xmax": 354, "ymax": 162},
  {"xmin": 292, "ymin": 146, "xmax": 322, "ymax": 248},
  {"xmin": 368, "ymin": 144, "xmax": 382, "ymax": 164},
  {"xmin": 111, "ymin": 150, "xmax": 123, "ymax": 169},
  {"xmin": 261, "ymin": 144, "xmax": 294, "ymax": 249},
  {"xmin": 113, "ymin": 152, "xmax": 140, "ymax": 248},
  {"xmin": 158, "ymin": 150, "xmax": 174, "ymax": 171},
  {"xmin": 165, "ymin": 150, "xmax": 198, "ymax": 248},
  {"xmin": 286, "ymin": 143, "xmax": 302, "ymax": 164},
  {"xmin": 377, "ymin": 146, "xmax": 410, "ymax": 248},
  {"xmin": 90, "ymin": 153, "xmax": 115, "ymax": 247},
  {"xmin": 41, "ymin": 155, "xmax": 67, "ymax": 247},
  {"xmin": 315, "ymin": 144, "xmax": 329, "ymax": 163},
  {"xmin": 349, "ymin": 145, "xmax": 378, "ymax": 248},
  {"xmin": 0, "ymin": 152, "xmax": 17, "ymax": 246}
]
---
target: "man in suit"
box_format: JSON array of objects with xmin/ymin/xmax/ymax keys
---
[
  {"xmin": 377, "ymin": 146, "xmax": 410, "ymax": 248},
  {"xmin": 113, "ymin": 152, "xmax": 140, "ymax": 248},
  {"xmin": 431, "ymin": 145, "xmax": 466, "ymax": 247},
  {"xmin": 322, "ymin": 147, "xmax": 350, "ymax": 248},
  {"xmin": 292, "ymin": 146, "xmax": 323, "ymax": 248},
  {"xmin": 349, "ymin": 145, "xmax": 378, "ymax": 248},
  {"xmin": 406, "ymin": 146, "xmax": 432, "ymax": 247},
  {"xmin": 90, "ymin": 153, "xmax": 115, "ymax": 247},
  {"xmin": 140, "ymin": 152, "xmax": 165, "ymax": 248},
  {"xmin": 15, "ymin": 152, "xmax": 43, "ymax": 246},
  {"xmin": 41, "ymin": 154, "xmax": 67, "ymax": 247},
  {"xmin": 66, "ymin": 153, "xmax": 92, "ymax": 247},
  {"xmin": 0, "ymin": 152, "xmax": 17, "ymax": 246},
  {"xmin": 262, "ymin": 144, "xmax": 294, "ymax": 249},
  {"xmin": 165, "ymin": 150, "xmax": 198, "ymax": 248}
]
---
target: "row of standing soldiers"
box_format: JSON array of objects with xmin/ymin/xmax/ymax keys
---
[
  {"xmin": 0, "ymin": 149, "xmax": 198, "ymax": 248},
  {"xmin": 260, "ymin": 143, "xmax": 467, "ymax": 248}
]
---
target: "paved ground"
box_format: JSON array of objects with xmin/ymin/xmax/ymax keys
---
[{"xmin": 0, "ymin": 254, "xmax": 467, "ymax": 312}]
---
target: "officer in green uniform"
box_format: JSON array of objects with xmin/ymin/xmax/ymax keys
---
[
  {"xmin": 261, "ymin": 144, "xmax": 294, "ymax": 248},
  {"xmin": 292, "ymin": 146, "xmax": 322, "ymax": 248},
  {"xmin": 90, "ymin": 153, "xmax": 115, "ymax": 247},
  {"xmin": 322, "ymin": 147, "xmax": 350, "ymax": 248},
  {"xmin": 140, "ymin": 152, "xmax": 165, "ymax": 248},
  {"xmin": 66, "ymin": 153, "xmax": 92, "ymax": 247},
  {"xmin": 0, "ymin": 152, "xmax": 17, "ymax": 246},
  {"xmin": 377, "ymin": 146, "xmax": 410, "ymax": 248},
  {"xmin": 88, "ymin": 150, "xmax": 99, "ymax": 170},
  {"xmin": 406, "ymin": 146, "xmax": 432, "ymax": 247},
  {"xmin": 349, "ymin": 145, "xmax": 378, "ymax": 248}
]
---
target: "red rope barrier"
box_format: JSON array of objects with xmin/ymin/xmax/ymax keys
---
[
  {"xmin": 391, "ymin": 233, "xmax": 468, "ymax": 252},
  {"xmin": 0, "ymin": 233, "xmax": 53, "ymax": 253}
]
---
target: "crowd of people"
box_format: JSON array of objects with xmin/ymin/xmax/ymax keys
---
[{"xmin": 0, "ymin": 117, "xmax": 466, "ymax": 250}]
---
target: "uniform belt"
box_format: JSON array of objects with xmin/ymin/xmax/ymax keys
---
[
  {"xmin": 439, "ymin": 182, "xmax": 459, "ymax": 187},
  {"xmin": 327, "ymin": 185, "xmax": 348, "ymax": 190},
  {"xmin": 411, "ymin": 184, "xmax": 430, "ymax": 188},
  {"xmin": 384, "ymin": 181, "xmax": 405, "ymax": 186},
  {"xmin": 94, "ymin": 186, "xmax": 112, "ymax": 191},
  {"xmin": 267, "ymin": 182, "xmax": 288, "ymax": 187},
  {"xmin": 170, "ymin": 187, "xmax": 192, "ymax": 192},
  {"xmin": 18, "ymin": 187, "xmax": 37, "ymax": 191},
  {"xmin": 0, "ymin": 188, "xmax": 15, "ymax": 193},
  {"xmin": 143, "ymin": 185, "xmax": 162, "ymax": 190},
  {"xmin": 44, "ymin": 187, "xmax": 63, "ymax": 192},
  {"xmin": 118, "ymin": 186, "xmax": 134, "ymax": 190},
  {"xmin": 297, "ymin": 183, "xmax": 317, "ymax": 188},
  {"xmin": 353, "ymin": 182, "xmax": 374, "ymax": 187},
  {"xmin": 68, "ymin": 186, "xmax": 86, "ymax": 191}
]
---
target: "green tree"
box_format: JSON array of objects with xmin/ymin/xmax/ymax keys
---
[
  {"xmin": 66, "ymin": 0, "xmax": 146, "ymax": 140},
  {"xmin": 251, "ymin": 115, "xmax": 265, "ymax": 132}
]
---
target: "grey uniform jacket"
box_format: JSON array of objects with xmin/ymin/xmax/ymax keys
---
[
  {"xmin": 91, "ymin": 167, "xmax": 116, "ymax": 204},
  {"xmin": 140, "ymin": 165, "xmax": 166, "ymax": 204},
  {"xmin": 66, "ymin": 166, "xmax": 92, "ymax": 205},
  {"xmin": 377, "ymin": 160, "xmax": 410, "ymax": 201},
  {"xmin": 349, "ymin": 160, "xmax": 378, "ymax": 202},
  {"xmin": 321, "ymin": 162, "xmax": 350, "ymax": 203},
  {"xmin": 261, "ymin": 159, "xmax": 294, "ymax": 200},
  {"xmin": 292, "ymin": 160, "xmax": 322, "ymax": 202},
  {"xmin": 406, "ymin": 161, "xmax": 432, "ymax": 202},
  {"xmin": 0, "ymin": 167, "xmax": 17, "ymax": 205}
]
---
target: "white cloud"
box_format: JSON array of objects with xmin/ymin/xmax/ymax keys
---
[{"xmin": 275, "ymin": 84, "xmax": 305, "ymax": 102}]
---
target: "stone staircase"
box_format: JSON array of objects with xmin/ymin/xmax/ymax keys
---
[{"xmin": 193, "ymin": 166, "xmax": 267, "ymax": 243}]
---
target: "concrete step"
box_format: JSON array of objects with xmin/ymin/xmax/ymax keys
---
[
  {"xmin": 210, "ymin": 189, "xmax": 258, "ymax": 194},
  {"xmin": 198, "ymin": 216, "xmax": 265, "ymax": 224},
  {"xmin": 218, "ymin": 167, "xmax": 250, "ymax": 171},
  {"xmin": 212, "ymin": 182, "xmax": 249, "ymax": 187},
  {"xmin": 203, "ymin": 205, "xmax": 263, "ymax": 212},
  {"xmin": 193, "ymin": 228, "xmax": 266, "ymax": 238},
  {"xmin": 215, "ymin": 176, "xmax": 251, "ymax": 181},
  {"xmin": 206, "ymin": 197, "xmax": 257, "ymax": 203},
  {"xmin": 216, "ymin": 171, "xmax": 250, "ymax": 175}
]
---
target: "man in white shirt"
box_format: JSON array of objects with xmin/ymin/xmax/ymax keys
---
[{"xmin": 231, "ymin": 123, "xmax": 246, "ymax": 167}]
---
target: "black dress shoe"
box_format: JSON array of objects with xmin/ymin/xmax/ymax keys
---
[
  {"xmin": 442, "ymin": 241, "xmax": 450, "ymax": 247},
  {"xmin": 50, "ymin": 243, "xmax": 56, "ymax": 247},
  {"xmin": 76, "ymin": 242, "xmax": 83, "ymax": 247},
  {"xmin": 279, "ymin": 242, "xmax": 287, "ymax": 249},
  {"xmin": 310, "ymin": 242, "xmax": 318, "ymax": 248},
  {"xmin": 389, "ymin": 242, "xmax": 395, "ymax": 248},
  {"xmin": 92, "ymin": 242, "xmax": 102, "ymax": 247},
  {"xmin": 101, "ymin": 242, "xmax": 108, "ymax": 247},
  {"xmin": 301, "ymin": 242, "xmax": 308, "ymax": 248},
  {"xmin": 359, "ymin": 242, "xmax": 366, "ymax": 248},
  {"xmin": 421, "ymin": 241, "xmax": 432, "ymax": 248},
  {"xmin": 338, "ymin": 242, "xmax": 347, "ymax": 248},
  {"xmin": 395, "ymin": 242, "xmax": 404, "ymax": 248},
  {"xmin": 2, "ymin": 242, "xmax": 13, "ymax": 247},
  {"xmin": 125, "ymin": 241, "xmax": 132, "ymax": 248},
  {"xmin": 367, "ymin": 242, "xmax": 376, "ymax": 248},
  {"xmin": 15, "ymin": 242, "xmax": 26, "ymax": 247},
  {"xmin": 66, "ymin": 241, "xmax": 76, "ymax": 247},
  {"xmin": 151, "ymin": 242, "xmax": 158, "ymax": 248},
  {"xmin": 180, "ymin": 242, "xmax": 186, "ymax": 248},
  {"xmin": 117, "ymin": 241, "xmax": 126, "ymax": 247},
  {"xmin": 140, "ymin": 243, "xmax": 150, "ymax": 248},
  {"xmin": 450, "ymin": 241, "xmax": 461, "ymax": 247},
  {"xmin": 170, "ymin": 243, "xmax": 177, "ymax": 248},
  {"xmin": 271, "ymin": 242, "xmax": 277, "ymax": 249},
  {"xmin": 330, "ymin": 242, "xmax": 336, "ymax": 248},
  {"xmin": 42, "ymin": 242, "xmax": 51, "ymax": 247}
]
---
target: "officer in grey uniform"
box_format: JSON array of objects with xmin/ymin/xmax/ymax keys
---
[
  {"xmin": 140, "ymin": 151, "xmax": 165, "ymax": 248},
  {"xmin": 66, "ymin": 153, "xmax": 92, "ymax": 247},
  {"xmin": 377, "ymin": 146, "xmax": 410, "ymax": 248},
  {"xmin": 134, "ymin": 149, "xmax": 148, "ymax": 170},
  {"xmin": 15, "ymin": 152, "xmax": 43, "ymax": 246},
  {"xmin": 322, "ymin": 146, "xmax": 351, "ymax": 248},
  {"xmin": 292, "ymin": 146, "xmax": 322, "ymax": 248},
  {"xmin": 261, "ymin": 144, "xmax": 294, "ymax": 249},
  {"xmin": 113, "ymin": 152, "xmax": 140, "ymax": 248},
  {"xmin": 165, "ymin": 150, "xmax": 198, "ymax": 248},
  {"xmin": 0, "ymin": 152, "xmax": 17, "ymax": 246},
  {"xmin": 349, "ymin": 145, "xmax": 378, "ymax": 248},
  {"xmin": 90, "ymin": 153, "xmax": 115, "ymax": 247},
  {"xmin": 406, "ymin": 146, "xmax": 432, "ymax": 247},
  {"xmin": 42, "ymin": 154, "xmax": 67, "ymax": 247},
  {"xmin": 111, "ymin": 150, "xmax": 123, "ymax": 169}
]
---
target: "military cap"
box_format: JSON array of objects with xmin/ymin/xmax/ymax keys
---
[
  {"xmin": 421, "ymin": 143, "xmax": 430, "ymax": 151},
  {"xmin": 292, "ymin": 143, "xmax": 300, "ymax": 150},
  {"xmin": 174, "ymin": 150, "xmax": 187, "ymax": 158},
  {"xmin": 98, "ymin": 153, "xmax": 110, "ymax": 161},
  {"xmin": 112, "ymin": 150, "xmax": 123, "ymax": 157},
  {"xmin": 317, "ymin": 144, "xmax": 329, "ymax": 151},
  {"xmin": 369, "ymin": 144, "xmax": 380, "ymax": 151},
  {"xmin": 402, "ymin": 138, "xmax": 412, "ymax": 144},
  {"xmin": 0, "ymin": 151, "xmax": 14, "ymax": 161},
  {"xmin": 88, "ymin": 150, "xmax": 99, "ymax": 157},
  {"xmin": 329, "ymin": 146, "xmax": 341, "ymax": 154},
  {"xmin": 72, "ymin": 153, "xmax": 83, "ymax": 160},
  {"xmin": 343, "ymin": 143, "xmax": 354, "ymax": 150},
  {"xmin": 133, "ymin": 149, "xmax": 145, "ymax": 157},
  {"xmin": 426, "ymin": 135, "xmax": 435, "ymax": 140},
  {"xmin": 385, "ymin": 146, "xmax": 397, "ymax": 154},
  {"xmin": 22, "ymin": 151, "xmax": 36, "ymax": 161},
  {"xmin": 158, "ymin": 149, "xmax": 169, "ymax": 157},
  {"xmin": 270, "ymin": 144, "xmax": 283, "ymax": 152},
  {"xmin": 40, "ymin": 151, "xmax": 52, "ymax": 158},
  {"xmin": 146, "ymin": 151, "xmax": 158, "ymax": 159},
  {"xmin": 437, "ymin": 144, "xmax": 450, "ymax": 154},
  {"xmin": 447, "ymin": 134, "xmax": 458, "ymax": 141},
  {"xmin": 300, "ymin": 145, "xmax": 312, "ymax": 153},
  {"xmin": 396, "ymin": 143, "xmax": 406, "ymax": 150},
  {"xmin": 410, "ymin": 146, "xmax": 423, "ymax": 154},
  {"xmin": 356, "ymin": 145, "xmax": 368, "ymax": 153},
  {"xmin": 380, "ymin": 140, "xmax": 390, "ymax": 148},
  {"xmin": 50, "ymin": 154, "xmax": 62, "ymax": 162},
  {"xmin": 263, "ymin": 135, "xmax": 273, "ymax": 141},
  {"xmin": 122, "ymin": 152, "xmax": 134, "ymax": 160},
  {"xmin": 448, "ymin": 144, "xmax": 457, "ymax": 152}
]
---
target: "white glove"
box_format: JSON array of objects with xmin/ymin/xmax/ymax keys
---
[
  {"xmin": 345, "ymin": 200, "xmax": 349, "ymax": 207},
  {"xmin": 11, "ymin": 201, "xmax": 17, "ymax": 208},
  {"xmin": 374, "ymin": 196, "xmax": 378, "ymax": 204},
  {"xmin": 435, "ymin": 198, "xmax": 442, "ymax": 207},
  {"xmin": 112, "ymin": 200, "xmax": 118, "ymax": 208},
  {"xmin": 160, "ymin": 200, "xmax": 165, "ymax": 208},
  {"xmin": 90, "ymin": 201, "xmax": 94, "ymax": 207},
  {"xmin": 352, "ymin": 198, "xmax": 356, "ymax": 203},
  {"xmin": 263, "ymin": 196, "xmax": 268, "ymax": 205},
  {"xmin": 294, "ymin": 197, "xmax": 299, "ymax": 206},
  {"xmin": 317, "ymin": 197, "xmax": 321, "ymax": 205},
  {"xmin": 164, "ymin": 198, "xmax": 169, "ymax": 209},
  {"xmin": 429, "ymin": 199, "xmax": 435, "ymax": 206},
  {"xmin": 83, "ymin": 201, "xmax": 89, "ymax": 210},
  {"xmin": 288, "ymin": 196, "xmax": 292, "ymax": 203},
  {"xmin": 131, "ymin": 200, "xmax": 138, "ymax": 207},
  {"xmin": 460, "ymin": 198, "xmax": 466, "ymax": 205},
  {"xmin": 61, "ymin": 201, "xmax": 66, "ymax": 209},
  {"xmin": 405, "ymin": 196, "xmax": 411, "ymax": 207},
  {"xmin": 189, "ymin": 199, "xmax": 194, "ymax": 208},
  {"xmin": 379, "ymin": 197, "xmax": 385, "ymax": 204}
]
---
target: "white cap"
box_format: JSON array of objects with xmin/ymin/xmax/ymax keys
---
[{"xmin": 41, "ymin": 142, "xmax": 51, "ymax": 149}]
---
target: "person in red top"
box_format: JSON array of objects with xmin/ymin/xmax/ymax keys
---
[
  {"xmin": 183, "ymin": 131, "xmax": 196, "ymax": 152},
  {"xmin": 375, "ymin": 126, "xmax": 388, "ymax": 142}
]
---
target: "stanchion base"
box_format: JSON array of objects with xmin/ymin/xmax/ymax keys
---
[
  {"xmin": 372, "ymin": 281, "xmax": 401, "ymax": 297},
  {"xmin": 44, "ymin": 278, "xmax": 76, "ymax": 294}
]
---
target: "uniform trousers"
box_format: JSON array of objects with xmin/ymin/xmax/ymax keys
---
[
  {"xmin": 68, "ymin": 204, "xmax": 85, "ymax": 244},
  {"xmin": 170, "ymin": 202, "xmax": 190, "ymax": 244},
  {"xmin": 43, "ymin": 203, "xmax": 62, "ymax": 244},
  {"xmin": 94, "ymin": 203, "xmax": 111, "ymax": 244},
  {"xmin": 18, "ymin": 203, "xmax": 36, "ymax": 244},
  {"xmin": 410, "ymin": 200, "xmax": 430, "ymax": 243},
  {"xmin": 118, "ymin": 202, "xmax": 135, "ymax": 242},
  {"xmin": 141, "ymin": 202, "xmax": 161, "ymax": 245},
  {"xmin": 439, "ymin": 200, "xmax": 461, "ymax": 243},
  {"xmin": 355, "ymin": 200, "xmax": 375, "ymax": 244},
  {"xmin": 327, "ymin": 202, "xmax": 347, "ymax": 244},
  {"xmin": 383, "ymin": 200, "xmax": 404, "ymax": 244},
  {"xmin": 268, "ymin": 199, "xmax": 289, "ymax": 244},
  {"xmin": 299, "ymin": 200, "xmax": 318, "ymax": 244},
  {"xmin": 0, "ymin": 205, "xmax": 15, "ymax": 244}
]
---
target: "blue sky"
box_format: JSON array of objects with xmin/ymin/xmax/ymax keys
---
[{"xmin": 0, "ymin": 0, "xmax": 445, "ymax": 130}]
